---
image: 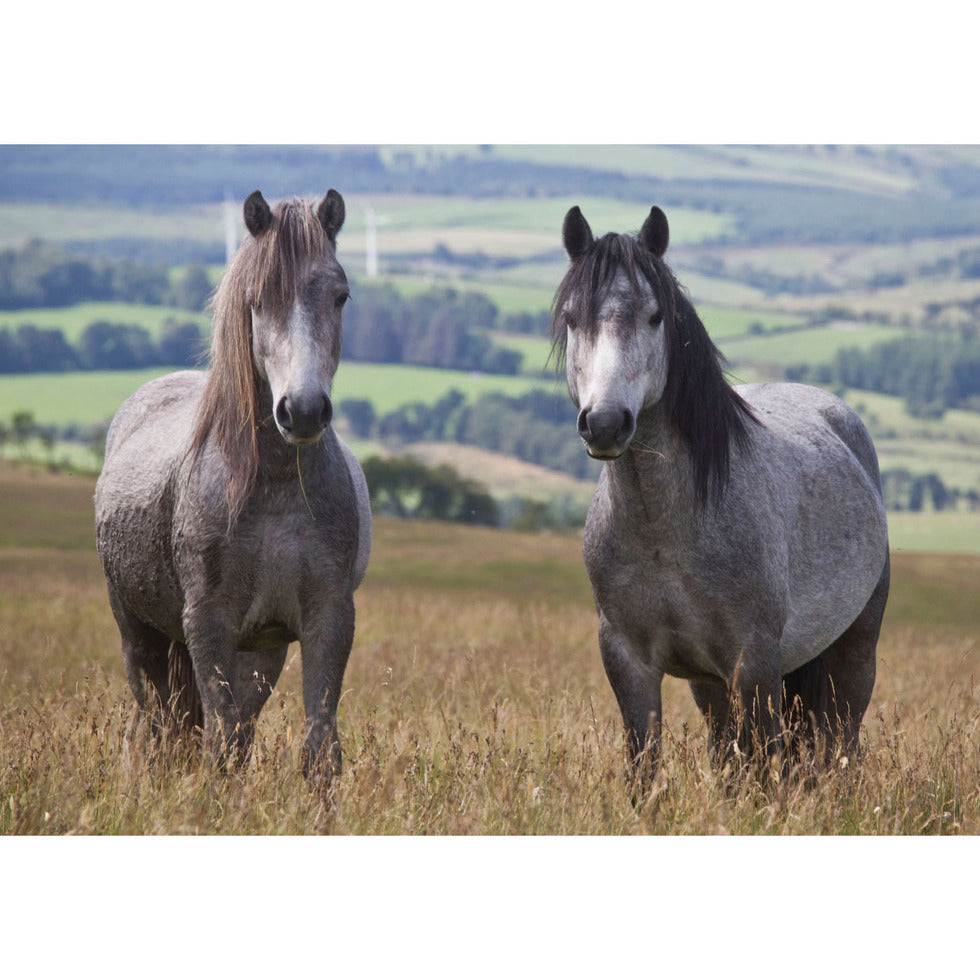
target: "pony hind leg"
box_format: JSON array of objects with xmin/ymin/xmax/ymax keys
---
[
  {"xmin": 820, "ymin": 551, "xmax": 890, "ymax": 761},
  {"xmin": 109, "ymin": 592, "xmax": 171, "ymax": 723},
  {"xmin": 784, "ymin": 552, "xmax": 890, "ymax": 768},
  {"xmin": 110, "ymin": 598, "xmax": 193, "ymax": 756},
  {"xmin": 689, "ymin": 678, "xmax": 738, "ymax": 771}
]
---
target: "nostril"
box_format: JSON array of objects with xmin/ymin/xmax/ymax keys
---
[
  {"xmin": 275, "ymin": 396, "xmax": 292, "ymax": 432},
  {"xmin": 321, "ymin": 395, "xmax": 333, "ymax": 428},
  {"xmin": 577, "ymin": 408, "xmax": 591, "ymax": 440},
  {"xmin": 619, "ymin": 409, "xmax": 635, "ymax": 440}
]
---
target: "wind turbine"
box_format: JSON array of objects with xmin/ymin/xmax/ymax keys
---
[
  {"xmin": 364, "ymin": 204, "xmax": 389, "ymax": 278},
  {"xmin": 223, "ymin": 192, "xmax": 238, "ymax": 265}
]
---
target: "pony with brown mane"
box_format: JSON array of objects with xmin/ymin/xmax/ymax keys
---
[{"xmin": 95, "ymin": 189, "xmax": 371, "ymax": 785}]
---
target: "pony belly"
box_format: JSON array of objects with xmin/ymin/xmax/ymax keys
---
[
  {"xmin": 238, "ymin": 622, "xmax": 297, "ymax": 651},
  {"xmin": 779, "ymin": 538, "xmax": 887, "ymax": 672}
]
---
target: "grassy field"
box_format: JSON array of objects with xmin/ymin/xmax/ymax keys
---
[
  {"xmin": 487, "ymin": 145, "xmax": 925, "ymax": 195},
  {"xmin": 0, "ymin": 367, "xmax": 184, "ymax": 426},
  {"xmin": 721, "ymin": 322, "xmax": 909, "ymax": 371},
  {"xmin": 1, "ymin": 460, "xmax": 978, "ymax": 835},
  {"xmin": 0, "ymin": 362, "xmax": 558, "ymax": 428},
  {"xmin": 0, "ymin": 301, "xmax": 210, "ymax": 342},
  {"xmin": 0, "ymin": 201, "xmax": 227, "ymax": 248}
]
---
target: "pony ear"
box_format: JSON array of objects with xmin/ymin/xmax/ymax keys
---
[
  {"xmin": 317, "ymin": 189, "xmax": 346, "ymax": 244},
  {"xmin": 562, "ymin": 206, "xmax": 594, "ymax": 260},
  {"xmin": 243, "ymin": 190, "xmax": 273, "ymax": 237},
  {"xmin": 639, "ymin": 206, "xmax": 669, "ymax": 258}
]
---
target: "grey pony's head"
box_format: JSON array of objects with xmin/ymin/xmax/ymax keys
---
[
  {"xmin": 553, "ymin": 205, "xmax": 673, "ymax": 459},
  {"xmin": 191, "ymin": 188, "xmax": 349, "ymax": 524},
  {"xmin": 552, "ymin": 204, "xmax": 757, "ymax": 504},
  {"xmin": 242, "ymin": 189, "xmax": 348, "ymax": 446}
]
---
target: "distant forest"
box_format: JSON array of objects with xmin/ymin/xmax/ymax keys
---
[{"xmin": 789, "ymin": 335, "xmax": 980, "ymax": 418}]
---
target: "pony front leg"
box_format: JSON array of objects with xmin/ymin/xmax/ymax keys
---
[
  {"xmin": 730, "ymin": 646, "xmax": 783, "ymax": 780},
  {"xmin": 182, "ymin": 613, "xmax": 253, "ymax": 769},
  {"xmin": 598, "ymin": 615, "xmax": 664, "ymax": 788},
  {"xmin": 300, "ymin": 596, "xmax": 356, "ymax": 785}
]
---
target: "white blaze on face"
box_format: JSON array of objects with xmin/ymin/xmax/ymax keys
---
[
  {"xmin": 566, "ymin": 271, "xmax": 669, "ymax": 419},
  {"xmin": 278, "ymin": 300, "xmax": 333, "ymax": 406},
  {"xmin": 252, "ymin": 289, "xmax": 341, "ymax": 444}
]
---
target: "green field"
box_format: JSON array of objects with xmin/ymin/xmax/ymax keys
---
[
  {"xmin": 887, "ymin": 510, "xmax": 980, "ymax": 555},
  {"xmin": 0, "ymin": 367, "xmax": 184, "ymax": 426},
  {"xmin": 0, "ymin": 302, "xmax": 210, "ymax": 342},
  {"xmin": 334, "ymin": 362, "xmax": 554, "ymax": 414},
  {"xmin": 376, "ymin": 273, "xmax": 557, "ymax": 315},
  {"xmin": 339, "ymin": 193, "xmax": 732, "ymax": 244},
  {"xmin": 486, "ymin": 145, "xmax": 924, "ymax": 195},
  {"xmin": 0, "ymin": 201, "xmax": 228, "ymax": 248},
  {"xmin": 721, "ymin": 322, "xmax": 909, "ymax": 371},
  {"xmin": 0, "ymin": 363, "xmax": 557, "ymax": 429}
]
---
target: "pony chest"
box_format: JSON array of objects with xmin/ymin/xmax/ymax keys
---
[
  {"xmin": 237, "ymin": 518, "xmax": 327, "ymax": 594},
  {"xmin": 224, "ymin": 520, "xmax": 334, "ymax": 630},
  {"xmin": 586, "ymin": 529, "xmax": 742, "ymax": 680}
]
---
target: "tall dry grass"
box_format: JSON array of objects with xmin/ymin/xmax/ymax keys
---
[{"xmin": 1, "ymin": 463, "xmax": 978, "ymax": 834}]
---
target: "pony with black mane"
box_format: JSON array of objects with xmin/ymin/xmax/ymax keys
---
[
  {"xmin": 95, "ymin": 189, "xmax": 371, "ymax": 785},
  {"xmin": 554, "ymin": 204, "xmax": 890, "ymax": 785}
]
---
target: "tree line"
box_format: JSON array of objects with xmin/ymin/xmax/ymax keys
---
[
  {"xmin": 341, "ymin": 283, "xmax": 535, "ymax": 374},
  {"xmin": 340, "ymin": 388, "xmax": 600, "ymax": 482},
  {"xmin": 0, "ymin": 241, "xmax": 213, "ymax": 311},
  {"xmin": 787, "ymin": 335, "xmax": 980, "ymax": 418},
  {"xmin": 0, "ymin": 320, "xmax": 204, "ymax": 373}
]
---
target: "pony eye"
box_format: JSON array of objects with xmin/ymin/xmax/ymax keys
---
[
  {"xmin": 649, "ymin": 311, "xmax": 663, "ymax": 327},
  {"xmin": 335, "ymin": 291, "xmax": 350, "ymax": 309},
  {"xmin": 564, "ymin": 313, "xmax": 576, "ymax": 331}
]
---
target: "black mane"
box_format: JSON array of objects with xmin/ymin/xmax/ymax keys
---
[{"xmin": 551, "ymin": 232, "xmax": 758, "ymax": 505}]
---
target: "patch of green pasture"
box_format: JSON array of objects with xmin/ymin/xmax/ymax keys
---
[
  {"xmin": 0, "ymin": 302, "xmax": 211, "ymax": 342},
  {"xmin": 333, "ymin": 362, "xmax": 553, "ymax": 415},
  {"xmin": 0, "ymin": 439, "xmax": 103, "ymax": 477},
  {"xmin": 721, "ymin": 323, "xmax": 908, "ymax": 369},
  {"xmin": 344, "ymin": 193, "xmax": 730, "ymax": 244},
  {"xmin": 481, "ymin": 331, "xmax": 556, "ymax": 376},
  {"xmin": 0, "ymin": 201, "xmax": 227, "ymax": 247},
  {"xmin": 0, "ymin": 363, "xmax": 554, "ymax": 432},
  {"xmin": 843, "ymin": 389, "xmax": 980, "ymax": 443},
  {"xmin": 698, "ymin": 306, "xmax": 809, "ymax": 341},
  {"xmin": 887, "ymin": 511, "xmax": 980, "ymax": 556},
  {"xmin": 487, "ymin": 145, "xmax": 921, "ymax": 195},
  {"xmin": 0, "ymin": 368, "xmax": 186, "ymax": 426},
  {"xmin": 874, "ymin": 439, "xmax": 980, "ymax": 492},
  {"xmin": 673, "ymin": 268, "xmax": 773, "ymax": 308}
]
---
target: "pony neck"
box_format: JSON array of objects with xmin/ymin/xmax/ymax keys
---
[
  {"xmin": 602, "ymin": 402, "xmax": 698, "ymax": 525},
  {"xmin": 253, "ymin": 386, "xmax": 322, "ymax": 484}
]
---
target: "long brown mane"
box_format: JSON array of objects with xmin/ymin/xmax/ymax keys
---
[{"xmin": 190, "ymin": 198, "xmax": 331, "ymax": 525}]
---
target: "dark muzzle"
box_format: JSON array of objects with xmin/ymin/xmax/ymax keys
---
[
  {"xmin": 275, "ymin": 391, "xmax": 333, "ymax": 443},
  {"xmin": 577, "ymin": 405, "xmax": 635, "ymax": 458}
]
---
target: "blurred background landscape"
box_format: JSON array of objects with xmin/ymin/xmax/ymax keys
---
[{"xmin": 2, "ymin": 143, "xmax": 979, "ymax": 550}]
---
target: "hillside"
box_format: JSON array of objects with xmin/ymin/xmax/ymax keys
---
[{"xmin": 1, "ymin": 144, "xmax": 979, "ymax": 545}]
